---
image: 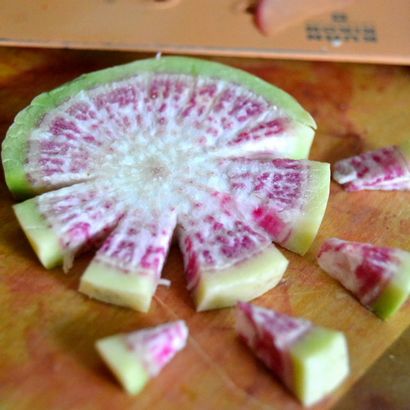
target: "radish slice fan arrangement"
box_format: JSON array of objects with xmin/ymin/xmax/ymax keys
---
[{"xmin": 1, "ymin": 56, "xmax": 330, "ymax": 313}]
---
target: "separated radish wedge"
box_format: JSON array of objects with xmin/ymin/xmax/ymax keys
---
[
  {"xmin": 96, "ymin": 320, "xmax": 188, "ymax": 395},
  {"xmin": 236, "ymin": 302, "xmax": 349, "ymax": 407},
  {"xmin": 80, "ymin": 210, "xmax": 177, "ymax": 312},
  {"xmin": 177, "ymin": 187, "xmax": 288, "ymax": 311},
  {"xmin": 332, "ymin": 141, "xmax": 410, "ymax": 191},
  {"xmin": 317, "ymin": 238, "xmax": 410, "ymax": 319},
  {"xmin": 2, "ymin": 56, "xmax": 328, "ymax": 312},
  {"xmin": 13, "ymin": 181, "xmax": 126, "ymax": 271},
  {"xmin": 220, "ymin": 158, "xmax": 330, "ymax": 255}
]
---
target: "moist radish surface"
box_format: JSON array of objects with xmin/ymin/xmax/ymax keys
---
[
  {"xmin": 332, "ymin": 142, "xmax": 410, "ymax": 191},
  {"xmin": 2, "ymin": 57, "xmax": 330, "ymax": 312},
  {"xmin": 236, "ymin": 302, "xmax": 349, "ymax": 406},
  {"xmin": 96, "ymin": 320, "xmax": 189, "ymax": 395},
  {"xmin": 318, "ymin": 238, "xmax": 410, "ymax": 319}
]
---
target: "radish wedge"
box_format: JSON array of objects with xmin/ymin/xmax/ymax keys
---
[
  {"xmin": 80, "ymin": 211, "xmax": 176, "ymax": 312},
  {"xmin": 318, "ymin": 238, "xmax": 410, "ymax": 319},
  {"xmin": 221, "ymin": 158, "xmax": 330, "ymax": 255},
  {"xmin": 177, "ymin": 189, "xmax": 288, "ymax": 311},
  {"xmin": 96, "ymin": 321, "xmax": 188, "ymax": 395},
  {"xmin": 236, "ymin": 302, "xmax": 349, "ymax": 406},
  {"xmin": 333, "ymin": 141, "xmax": 410, "ymax": 191}
]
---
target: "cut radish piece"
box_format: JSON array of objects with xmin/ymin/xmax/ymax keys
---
[
  {"xmin": 332, "ymin": 141, "xmax": 410, "ymax": 191},
  {"xmin": 236, "ymin": 302, "xmax": 349, "ymax": 407},
  {"xmin": 317, "ymin": 238, "xmax": 410, "ymax": 319},
  {"xmin": 2, "ymin": 56, "xmax": 325, "ymax": 312},
  {"xmin": 13, "ymin": 181, "xmax": 126, "ymax": 270},
  {"xmin": 96, "ymin": 320, "xmax": 188, "ymax": 395},
  {"xmin": 178, "ymin": 189, "xmax": 288, "ymax": 310},
  {"xmin": 80, "ymin": 211, "xmax": 177, "ymax": 312},
  {"xmin": 220, "ymin": 158, "xmax": 330, "ymax": 255}
]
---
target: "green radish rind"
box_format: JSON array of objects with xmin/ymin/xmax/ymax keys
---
[
  {"xmin": 371, "ymin": 252, "xmax": 410, "ymax": 319},
  {"xmin": 194, "ymin": 245, "xmax": 288, "ymax": 311},
  {"xmin": 283, "ymin": 161, "xmax": 330, "ymax": 256},
  {"xmin": 80, "ymin": 262, "xmax": 157, "ymax": 313},
  {"xmin": 399, "ymin": 139, "xmax": 410, "ymax": 161},
  {"xmin": 13, "ymin": 198, "xmax": 64, "ymax": 269},
  {"xmin": 291, "ymin": 327, "xmax": 350, "ymax": 407},
  {"xmin": 96, "ymin": 335, "xmax": 150, "ymax": 395},
  {"xmin": 1, "ymin": 56, "xmax": 316, "ymax": 199}
]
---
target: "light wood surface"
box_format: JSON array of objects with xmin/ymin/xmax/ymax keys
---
[{"xmin": 0, "ymin": 47, "xmax": 409, "ymax": 409}]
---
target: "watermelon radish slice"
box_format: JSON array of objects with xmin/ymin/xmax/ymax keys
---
[
  {"xmin": 2, "ymin": 56, "xmax": 328, "ymax": 312},
  {"xmin": 13, "ymin": 181, "xmax": 126, "ymax": 271},
  {"xmin": 236, "ymin": 302, "xmax": 349, "ymax": 406},
  {"xmin": 177, "ymin": 187, "xmax": 288, "ymax": 311},
  {"xmin": 80, "ymin": 210, "xmax": 177, "ymax": 312},
  {"xmin": 220, "ymin": 158, "xmax": 330, "ymax": 255},
  {"xmin": 332, "ymin": 141, "xmax": 410, "ymax": 191},
  {"xmin": 96, "ymin": 320, "xmax": 188, "ymax": 395},
  {"xmin": 317, "ymin": 238, "xmax": 410, "ymax": 319}
]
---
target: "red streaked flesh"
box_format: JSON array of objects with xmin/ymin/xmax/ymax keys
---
[
  {"xmin": 33, "ymin": 181, "xmax": 126, "ymax": 271},
  {"xmin": 177, "ymin": 189, "xmax": 273, "ymax": 292},
  {"xmin": 236, "ymin": 302, "xmax": 350, "ymax": 406},
  {"xmin": 236, "ymin": 302, "xmax": 311, "ymax": 388},
  {"xmin": 333, "ymin": 144, "xmax": 410, "ymax": 191},
  {"xmin": 92, "ymin": 210, "xmax": 176, "ymax": 278},
  {"xmin": 123, "ymin": 321, "xmax": 189, "ymax": 377},
  {"xmin": 8, "ymin": 63, "xmax": 323, "ymax": 311},
  {"xmin": 220, "ymin": 158, "xmax": 330, "ymax": 254},
  {"xmin": 317, "ymin": 238, "xmax": 410, "ymax": 316},
  {"xmin": 96, "ymin": 321, "xmax": 189, "ymax": 395},
  {"xmin": 26, "ymin": 74, "xmax": 310, "ymax": 193},
  {"xmin": 79, "ymin": 210, "xmax": 177, "ymax": 311}
]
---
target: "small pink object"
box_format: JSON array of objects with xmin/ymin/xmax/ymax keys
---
[
  {"xmin": 96, "ymin": 320, "xmax": 189, "ymax": 395},
  {"xmin": 124, "ymin": 320, "xmax": 189, "ymax": 377},
  {"xmin": 332, "ymin": 141, "xmax": 410, "ymax": 191},
  {"xmin": 317, "ymin": 238, "xmax": 410, "ymax": 319},
  {"xmin": 236, "ymin": 302, "xmax": 349, "ymax": 406}
]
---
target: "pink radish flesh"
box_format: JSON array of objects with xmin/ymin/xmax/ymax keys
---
[
  {"xmin": 333, "ymin": 145, "xmax": 410, "ymax": 191},
  {"xmin": 318, "ymin": 238, "xmax": 410, "ymax": 318}
]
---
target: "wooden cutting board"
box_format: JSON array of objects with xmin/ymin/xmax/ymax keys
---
[{"xmin": 0, "ymin": 47, "xmax": 409, "ymax": 410}]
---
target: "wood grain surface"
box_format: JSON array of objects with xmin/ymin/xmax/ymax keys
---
[{"xmin": 0, "ymin": 47, "xmax": 409, "ymax": 410}]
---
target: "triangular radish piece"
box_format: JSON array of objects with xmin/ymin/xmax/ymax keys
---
[
  {"xmin": 332, "ymin": 141, "xmax": 410, "ymax": 191},
  {"xmin": 236, "ymin": 302, "xmax": 349, "ymax": 407},
  {"xmin": 96, "ymin": 320, "xmax": 188, "ymax": 395},
  {"xmin": 80, "ymin": 210, "xmax": 177, "ymax": 312},
  {"xmin": 13, "ymin": 181, "xmax": 125, "ymax": 270},
  {"xmin": 220, "ymin": 158, "xmax": 330, "ymax": 255},
  {"xmin": 317, "ymin": 238, "xmax": 410, "ymax": 319},
  {"xmin": 178, "ymin": 188, "xmax": 288, "ymax": 311}
]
